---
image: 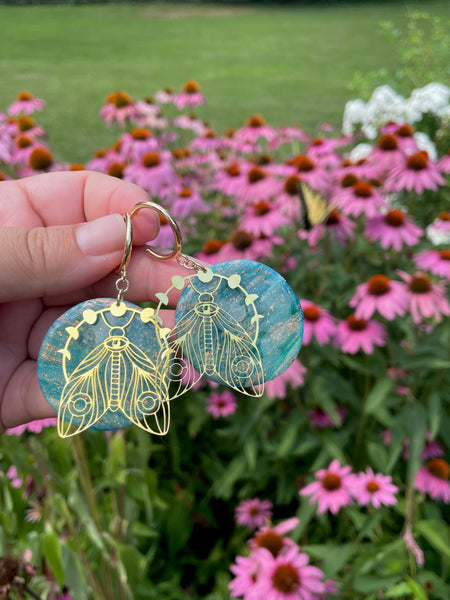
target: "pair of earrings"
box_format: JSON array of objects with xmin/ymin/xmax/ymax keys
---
[{"xmin": 38, "ymin": 202, "xmax": 304, "ymax": 438}]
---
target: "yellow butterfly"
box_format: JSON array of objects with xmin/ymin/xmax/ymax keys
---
[{"xmin": 298, "ymin": 181, "xmax": 334, "ymax": 230}]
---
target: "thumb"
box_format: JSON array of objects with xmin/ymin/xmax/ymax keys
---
[{"xmin": 0, "ymin": 214, "xmax": 127, "ymax": 303}]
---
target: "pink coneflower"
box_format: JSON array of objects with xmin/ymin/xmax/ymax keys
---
[
  {"xmin": 307, "ymin": 406, "xmax": 347, "ymax": 429},
  {"xmin": 174, "ymin": 80, "xmax": 205, "ymax": 109},
  {"xmin": 351, "ymin": 468, "xmax": 398, "ymax": 508},
  {"xmin": 414, "ymin": 249, "xmax": 450, "ymax": 279},
  {"xmin": 99, "ymin": 91, "xmax": 138, "ymax": 126},
  {"xmin": 229, "ymin": 552, "xmax": 262, "ymax": 599},
  {"xmin": 364, "ymin": 209, "xmax": 423, "ymax": 251},
  {"xmin": 195, "ymin": 239, "xmax": 227, "ymax": 265},
  {"xmin": 206, "ymin": 390, "xmax": 237, "ymax": 419},
  {"xmin": 234, "ymin": 114, "xmax": 277, "ymax": 144},
  {"xmin": 302, "ymin": 209, "xmax": 357, "ymax": 248},
  {"xmin": 211, "ymin": 161, "xmax": 248, "ymax": 197},
  {"xmin": 6, "ymin": 418, "xmax": 57, "ymax": 435},
  {"xmin": 305, "ymin": 136, "xmax": 346, "ymax": 169},
  {"xmin": 13, "ymin": 114, "xmax": 46, "ymax": 139},
  {"xmin": 437, "ymin": 149, "xmax": 450, "ymax": 173},
  {"xmin": 368, "ymin": 134, "xmax": 405, "ymax": 172},
  {"xmin": 382, "ymin": 123, "xmax": 418, "ymax": 153},
  {"xmin": 335, "ymin": 181, "xmax": 387, "ymax": 219},
  {"xmin": 300, "ymin": 300, "xmax": 336, "ymax": 345},
  {"xmin": 217, "ymin": 231, "xmax": 282, "ymax": 262},
  {"xmin": 173, "ymin": 113, "xmax": 207, "ymax": 136},
  {"xmin": 334, "ymin": 314, "xmax": 386, "ymax": 354},
  {"xmin": 268, "ymin": 125, "xmax": 309, "ymax": 150},
  {"xmin": 349, "ymin": 274, "xmax": 409, "ymax": 320},
  {"xmin": 332, "ymin": 159, "xmax": 380, "ymax": 183},
  {"xmin": 414, "ymin": 458, "xmax": 450, "ymax": 503},
  {"xmin": 9, "ymin": 135, "xmax": 41, "ymax": 165},
  {"xmin": 119, "ymin": 127, "xmax": 159, "ymax": 161},
  {"xmin": 385, "ymin": 150, "xmax": 445, "ymax": 194},
  {"xmin": 170, "ymin": 187, "xmax": 208, "ymax": 219},
  {"xmin": 190, "ymin": 128, "xmax": 224, "ymax": 152},
  {"xmin": 8, "ymin": 90, "xmax": 45, "ymax": 115},
  {"xmin": 251, "ymin": 546, "xmax": 327, "ymax": 600},
  {"xmin": 155, "ymin": 86, "xmax": 175, "ymax": 104},
  {"xmin": 6, "ymin": 466, "xmax": 23, "ymax": 488},
  {"xmin": 235, "ymin": 498, "xmax": 273, "ymax": 529},
  {"xmin": 288, "ymin": 154, "xmax": 330, "ymax": 195},
  {"xmin": 300, "ymin": 459, "xmax": 355, "ymax": 514},
  {"xmin": 250, "ymin": 517, "xmax": 300, "ymax": 556},
  {"xmin": 239, "ymin": 200, "xmax": 289, "ymax": 237},
  {"xmin": 237, "ymin": 166, "xmax": 282, "ymax": 204},
  {"xmin": 264, "ymin": 359, "xmax": 306, "ymax": 399},
  {"xmin": 276, "ymin": 175, "xmax": 303, "ymax": 220},
  {"xmin": 124, "ymin": 150, "xmax": 176, "ymax": 195},
  {"xmin": 397, "ymin": 271, "xmax": 450, "ymax": 323}
]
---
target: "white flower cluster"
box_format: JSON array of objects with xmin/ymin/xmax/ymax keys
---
[{"xmin": 342, "ymin": 83, "xmax": 450, "ymax": 139}]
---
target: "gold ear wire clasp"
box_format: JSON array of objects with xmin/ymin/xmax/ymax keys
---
[{"xmin": 129, "ymin": 200, "xmax": 206, "ymax": 272}]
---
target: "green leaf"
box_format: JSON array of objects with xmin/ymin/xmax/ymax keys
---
[
  {"xmin": 164, "ymin": 497, "xmax": 193, "ymax": 557},
  {"xmin": 43, "ymin": 528, "xmax": 64, "ymax": 588},
  {"xmin": 415, "ymin": 519, "xmax": 450, "ymax": 560},
  {"xmin": 365, "ymin": 377, "xmax": 393, "ymax": 416},
  {"xmin": 117, "ymin": 543, "xmax": 147, "ymax": 587},
  {"xmin": 62, "ymin": 544, "xmax": 90, "ymax": 600},
  {"xmin": 427, "ymin": 392, "xmax": 442, "ymax": 438},
  {"xmin": 304, "ymin": 543, "xmax": 357, "ymax": 578}
]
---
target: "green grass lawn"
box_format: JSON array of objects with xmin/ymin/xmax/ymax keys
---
[{"xmin": 0, "ymin": 1, "xmax": 448, "ymax": 163}]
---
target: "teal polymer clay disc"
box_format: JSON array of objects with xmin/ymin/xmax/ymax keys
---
[
  {"xmin": 174, "ymin": 260, "xmax": 304, "ymax": 384},
  {"xmin": 38, "ymin": 298, "xmax": 169, "ymax": 434}
]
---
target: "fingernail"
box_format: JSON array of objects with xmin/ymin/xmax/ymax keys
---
[{"xmin": 76, "ymin": 214, "xmax": 125, "ymax": 256}]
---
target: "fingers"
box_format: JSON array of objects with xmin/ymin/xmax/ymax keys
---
[
  {"xmin": 0, "ymin": 215, "xmax": 128, "ymax": 302},
  {"xmin": 1, "ymin": 171, "xmax": 159, "ymax": 245},
  {"xmin": 1, "ymin": 361, "xmax": 56, "ymax": 430}
]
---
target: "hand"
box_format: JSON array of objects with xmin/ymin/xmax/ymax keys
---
[{"xmin": 0, "ymin": 170, "xmax": 186, "ymax": 431}]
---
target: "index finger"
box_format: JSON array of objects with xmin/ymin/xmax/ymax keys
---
[{"xmin": 1, "ymin": 170, "xmax": 159, "ymax": 245}]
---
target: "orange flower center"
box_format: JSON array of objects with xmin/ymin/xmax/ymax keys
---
[
  {"xmin": 426, "ymin": 458, "xmax": 450, "ymax": 480},
  {"xmin": 254, "ymin": 154, "xmax": 272, "ymax": 166},
  {"xmin": 246, "ymin": 114, "xmax": 265, "ymax": 128},
  {"xmin": 438, "ymin": 211, "xmax": 450, "ymax": 221},
  {"xmin": 284, "ymin": 175, "xmax": 301, "ymax": 195},
  {"xmin": 312, "ymin": 137, "xmax": 324, "ymax": 146},
  {"xmin": 409, "ymin": 274, "xmax": 431, "ymax": 294},
  {"xmin": 326, "ymin": 209, "xmax": 340, "ymax": 225},
  {"xmin": 131, "ymin": 128, "xmax": 151, "ymax": 140},
  {"xmin": 322, "ymin": 473, "xmax": 341, "ymax": 491},
  {"xmin": 69, "ymin": 163, "xmax": 84, "ymax": 171},
  {"xmin": 384, "ymin": 210, "xmax": 405, "ymax": 227},
  {"xmin": 367, "ymin": 274, "xmax": 390, "ymax": 296},
  {"xmin": 346, "ymin": 315, "xmax": 368, "ymax": 331},
  {"xmin": 108, "ymin": 162, "xmax": 125, "ymax": 179},
  {"xmin": 294, "ymin": 155, "xmax": 315, "ymax": 172},
  {"xmin": 201, "ymin": 240, "xmax": 226, "ymax": 255},
  {"xmin": 366, "ymin": 481, "xmax": 380, "ymax": 493},
  {"xmin": 303, "ymin": 305, "xmax": 320, "ymax": 322},
  {"xmin": 95, "ymin": 149, "xmax": 107, "ymax": 158},
  {"xmin": 407, "ymin": 151, "xmax": 428, "ymax": 171},
  {"xmin": 112, "ymin": 91, "xmax": 133, "ymax": 108},
  {"xmin": 232, "ymin": 230, "xmax": 253, "ymax": 250},
  {"xmin": 353, "ymin": 182, "xmax": 373, "ymax": 198},
  {"xmin": 18, "ymin": 115, "xmax": 36, "ymax": 132},
  {"xmin": 17, "ymin": 90, "xmax": 33, "ymax": 101},
  {"xmin": 272, "ymin": 564, "xmax": 300, "ymax": 593},
  {"xmin": 253, "ymin": 200, "xmax": 272, "ymax": 216},
  {"xmin": 254, "ymin": 531, "xmax": 284, "ymax": 558},
  {"xmin": 226, "ymin": 163, "xmax": 241, "ymax": 177},
  {"xmin": 183, "ymin": 79, "xmax": 200, "ymax": 94},
  {"xmin": 142, "ymin": 152, "xmax": 160, "ymax": 168},
  {"xmin": 29, "ymin": 148, "xmax": 53, "ymax": 170},
  {"xmin": 16, "ymin": 136, "xmax": 32, "ymax": 149},
  {"xmin": 377, "ymin": 134, "xmax": 398, "ymax": 151},
  {"xmin": 180, "ymin": 188, "xmax": 192, "ymax": 198},
  {"xmin": 0, "ymin": 172, "xmax": 6, "ymax": 181},
  {"xmin": 247, "ymin": 167, "xmax": 266, "ymax": 184},
  {"xmin": 396, "ymin": 124, "xmax": 414, "ymax": 137},
  {"xmin": 341, "ymin": 173, "xmax": 358, "ymax": 187},
  {"xmin": 440, "ymin": 249, "xmax": 450, "ymax": 260}
]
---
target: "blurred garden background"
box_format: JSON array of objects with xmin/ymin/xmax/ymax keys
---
[{"xmin": 0, "ymin": 1, "xmax": 449, "ymax": 599}]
